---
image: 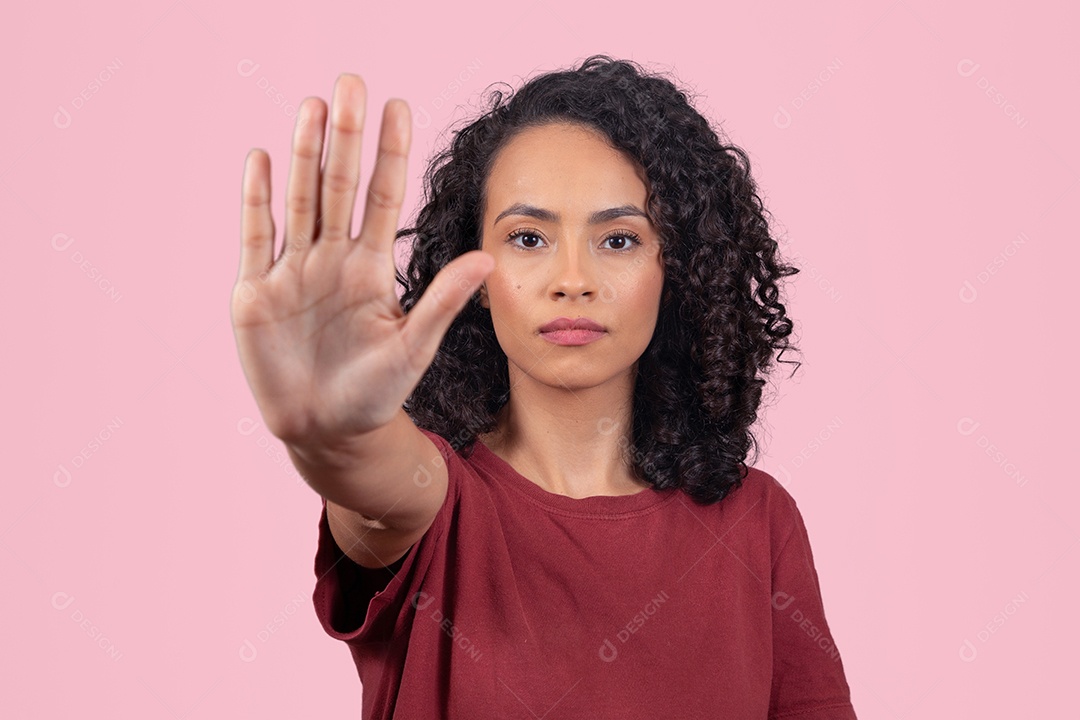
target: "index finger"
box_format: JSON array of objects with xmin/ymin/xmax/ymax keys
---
[{"xmin": 356, "ymin": 98, "xmax": 411, "ymax": 255}]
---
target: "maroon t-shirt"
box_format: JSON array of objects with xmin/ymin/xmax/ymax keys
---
[{"xmin": 313, "ymin": 428, "xmax": 857, "ymax": 719}]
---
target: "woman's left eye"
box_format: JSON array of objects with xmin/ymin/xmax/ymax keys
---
[{"xmin": 601, "ymin": 232, "xmax": 641, "ymax": 251}]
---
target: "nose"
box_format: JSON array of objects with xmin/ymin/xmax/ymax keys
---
[{"xmin": 549, "ymin": 237, "xmax": 597, "ymax": 300}]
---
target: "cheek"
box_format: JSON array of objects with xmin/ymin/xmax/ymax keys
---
[
  {"xmin": 484, "ymin": 274, "xmax": 527, "ymax": 318},
  {"xmin": 612, "ymin": 265, "xmax": 664, "ymax": 312},
  {"xmin": 488, "ymin": 268, "xmax": 526, "ymax": 301}
]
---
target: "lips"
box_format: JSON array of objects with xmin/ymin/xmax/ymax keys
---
[{"xmin": 539, "ymin": 316, "xmax": 606, "ymax": 333}]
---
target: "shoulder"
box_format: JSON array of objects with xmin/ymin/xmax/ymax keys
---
[
  {"xmin": 416, "ymin": 426, "xmax": 455, "ymax": 460},
  {"xmin": 413, "ymin": 426, "xmax": 481, "ymax": 502},
  {"xmin": 722, "ymin": 465, "xmax": 800, "ymax": 515},
  {"xmin": 719, "ymin": 465, "xmax": 805, "ymax": 552},
  {"xmin": 415, "ymin": 426, "xmax": 472, "ymax": 480}
]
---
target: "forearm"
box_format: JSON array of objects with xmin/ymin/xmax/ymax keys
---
[{"xmin": 286, "ymin": 408, "xmax": 447, "ymax": 532}]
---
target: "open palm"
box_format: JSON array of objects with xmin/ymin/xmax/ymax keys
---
[{"xmin": 230, "ymin": 74, "xmax": 493, "ymax": 447}]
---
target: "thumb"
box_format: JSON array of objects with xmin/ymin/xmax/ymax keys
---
[{"xmin": 401, "ymin": 250, "xmax": 495, "ymax": 359}]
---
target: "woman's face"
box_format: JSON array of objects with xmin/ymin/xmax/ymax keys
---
[{"xmin": 479, "ymin": 121, "xmax": 666, "ymax": 391}]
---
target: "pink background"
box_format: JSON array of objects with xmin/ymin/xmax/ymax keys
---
[{"xmin": 6, "ymin": 0, "xmax": 1076, "ymax": 717}]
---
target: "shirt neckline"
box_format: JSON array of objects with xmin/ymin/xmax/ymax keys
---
[{"xmin": 470, "ymin": 438, "xmax": 679, "ymax": 516}]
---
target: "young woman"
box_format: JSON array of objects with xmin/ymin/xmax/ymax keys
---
[{"xmin": 232, "ymin": 55, "xmax": 857, "ymax": 719}]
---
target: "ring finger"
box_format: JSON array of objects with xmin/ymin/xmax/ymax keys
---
[{"xmin": 282, "ymin": 97, "xmax": 327, "ymax": 259}]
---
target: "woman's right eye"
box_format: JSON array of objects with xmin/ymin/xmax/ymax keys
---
[{"xmin": 506, "ymin": 229, "xmax": 545, "ymax": 249}]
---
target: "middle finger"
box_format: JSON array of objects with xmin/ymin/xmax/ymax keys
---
[{"xmin": 318, "ymin": 73, "xmax": 367, "ymax": 243}]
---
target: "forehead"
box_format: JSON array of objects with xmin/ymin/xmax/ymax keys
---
[{"xmin": 483, "ymin": 122, "xmax": 648, "ymax": 221}]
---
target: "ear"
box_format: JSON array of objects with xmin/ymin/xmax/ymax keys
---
[{"xmin": 478, "ymin": 283, "xmax": 489, "ymax": 309}]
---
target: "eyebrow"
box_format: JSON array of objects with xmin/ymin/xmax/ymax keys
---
[{"xmin": 493, "ymin": 202, "xmax": 649, "ymax": 227}]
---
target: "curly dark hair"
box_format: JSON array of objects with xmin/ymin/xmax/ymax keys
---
[{"xmin": 395, "ymin": 54, "xmax": 802, "ymax": 506}]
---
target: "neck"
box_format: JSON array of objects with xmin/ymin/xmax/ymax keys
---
[{"xmin": 477, "ymin": 365, "xmax": 650, "ymax": 498}]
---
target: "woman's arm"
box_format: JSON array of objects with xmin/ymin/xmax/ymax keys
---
[
  {"xmin": 292, "ymin": 408, "xmax": 448, "ymax": 569},
  {"xmin": 230, "ymin": 73, "xmax": 492, "ymax": 563}
]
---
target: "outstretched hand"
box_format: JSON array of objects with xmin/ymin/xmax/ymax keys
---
[{"xmin": 230, "ymin": 73, "xmax": 494, "ymax": 447}]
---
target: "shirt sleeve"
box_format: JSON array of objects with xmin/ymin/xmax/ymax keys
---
[
  {"xmin": 311, "ymin": 428, "xmax": 458, "ymax": 646},
  {"xmin": 768, "ymin": 496, "xmax": 857, "ymax": 719}
]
